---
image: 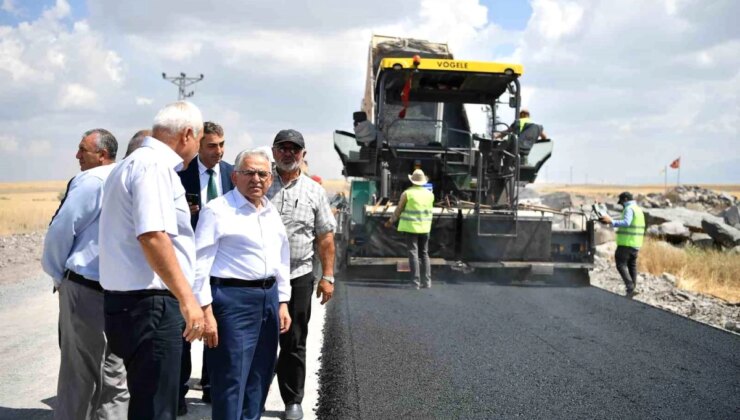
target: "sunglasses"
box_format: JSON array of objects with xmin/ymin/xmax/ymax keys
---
[
  {"xmin": 273, "ymin": 145, "xmax": 303, "ymax": 155},
  {"xmin": 235, "ymin": 169, "xmax": 271, "ymax": 180}
]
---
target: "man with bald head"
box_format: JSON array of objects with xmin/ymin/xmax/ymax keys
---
[{"xmin": 99, "ymin": 101, "xmax": 216, "ymax": 420}]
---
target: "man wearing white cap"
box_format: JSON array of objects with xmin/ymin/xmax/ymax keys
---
[{"xmin": 385, "ymin": 169, "xmax": 435, "ymax": 289}]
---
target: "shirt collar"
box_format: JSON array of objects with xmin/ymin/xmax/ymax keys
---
[
  {"xmin": 141, "ymin": 137, "xmax": 184, "ymax": 171},
  {"xmin": 197, "ymin": 156, "xmax": 220, "ymax": 176},
  {"xmin": 231, "ymin": 189, "xmax": 270, "ymax": 211},
  {"xmin": 273, "ymin": 168, "xmax": 303, "ymax": 189}
]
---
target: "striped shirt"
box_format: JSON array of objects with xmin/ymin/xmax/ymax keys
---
[{"xmin": 267, "ymin": 171, "xmax": 336, "ymax": 279}]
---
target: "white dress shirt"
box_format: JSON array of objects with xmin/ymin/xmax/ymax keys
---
[
  {"xmin": 99, "ymin": 137, "xmax": 197, "ymax": 292},
  {"xmin": 42, "ymin": 164, "xmax": 115, "ymax": 285},
  {"xmin": 198, "ymin": 156, "xmax": 222, "ymax": 205},
  {"xmin": 193, "ymin": 189, "xmax": 291, "ymax": 306}
]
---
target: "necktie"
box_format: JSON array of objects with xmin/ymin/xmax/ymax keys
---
[
  {"xmin": 49, "ymin": 177, "xmax": 74, "ymax": 225},
  {"xmin": 206, "ymin": 169, "xmax": 218, "ymax": 202}
]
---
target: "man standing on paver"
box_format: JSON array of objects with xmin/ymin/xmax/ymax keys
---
[{"xmin": 268, "ymin": 129, "xmax": 336, "ymax": 420}]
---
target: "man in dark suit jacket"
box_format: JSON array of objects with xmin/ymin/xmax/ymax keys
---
[{"xmin": 176, "ymin": 121, "xmax": 234, "ymax": 415}]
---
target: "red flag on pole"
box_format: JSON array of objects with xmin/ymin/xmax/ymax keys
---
[{"xmin": 669, "ymin": 157, "xmax": 680, "ymax": 169}]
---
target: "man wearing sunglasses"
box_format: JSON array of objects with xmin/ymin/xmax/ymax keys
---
[{"xmin": 267, "ymin": 129, "xmax": 336, "ymax": 420}]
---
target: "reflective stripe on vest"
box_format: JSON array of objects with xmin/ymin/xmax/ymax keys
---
[
  {"xmin": 616, "ymin": 204, "xmax": 645, "ymax": 248},
  {"xmin": 397, "ymin": 186, "xmax": 434, "ymax": 234}
]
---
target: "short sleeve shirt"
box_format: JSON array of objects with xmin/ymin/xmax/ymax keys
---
[
  {"xmin": 99, "ymin": 137, "xmax": 196, "ymax": 291},
  {"xmin": 266, "ymin": 172, "xmax": 336, "ymax": 279}
]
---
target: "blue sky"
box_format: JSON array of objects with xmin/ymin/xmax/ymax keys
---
[{"xmin": 0, "ymin": 0, "xmax": 738, "ymax": 185}]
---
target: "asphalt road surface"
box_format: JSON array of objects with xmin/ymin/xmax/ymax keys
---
[
  {"xmin": 0, "ymin": 268, "xmax": 325, "ymax": 420},
  {"xmin": 318, "ymin": 273, "xmax": 740, "ymax": 419}
]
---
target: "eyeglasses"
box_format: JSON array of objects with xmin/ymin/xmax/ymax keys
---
[
  {"xmin": 235, "ymin": 169, "xmax": 271, "ymax": 180},
  {"xmin": 273, "ymin": 145, "xmax": 303, "ymax": 155}
]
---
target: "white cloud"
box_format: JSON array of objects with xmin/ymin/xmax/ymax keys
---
[
  {"xmin": 42, "ymin": 0, "xmax": 70, "ymax": 21},
  {"xmin": 28, "ymin": 140, "xmax": 52, "ymax": 156},
  {"xmin": 530, "ymin": 0, "xmax": 584, "ymax": 41},
  {"xmin": 0, "ymin": 0, "xmax": 737, "ymax": 184},
  {"xmin": 58, "ymin": 83, "xmax": 97, "ymax": 109},
  {"xmin": 1, "ymin": 0, "xmax": 16, "ymax": 14},
  {"xmin": 0, "ymin": 135, "xmax": 19, "ymax": 152}
]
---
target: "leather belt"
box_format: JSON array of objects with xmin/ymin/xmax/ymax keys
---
[
  {"xmin": 211, "ymin": 276, "xmax": 276, "ymax": 289},
  {"xmin": 104, "ymin": 289, "xmax": 175, "ymax": 298},
  {"xmin": 65, "ymin": 270, "xmax": 103, "ymax": 292}
]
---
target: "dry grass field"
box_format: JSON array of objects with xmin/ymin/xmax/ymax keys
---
[
  {"xmin": 323, "ymin": 179, "xmax": 350, "ymax": 195},
  {"xmin": 0, "ymin": 181, "xmax": 67, "ymax": 236},
  {"xmin": 639, "ymin": 238, "xmax": 740, "ymax": 304},
  {"xmin": 534, "ymin": 183, "xmax": 740, "ymax": 198}
]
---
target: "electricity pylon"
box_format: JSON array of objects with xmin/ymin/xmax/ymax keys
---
[{"xmin": 162, "ymin": 72, "xmax": 204, "ymax": 100}]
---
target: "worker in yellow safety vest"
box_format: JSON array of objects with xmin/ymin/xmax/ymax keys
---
[
  {"xmin": 494, "ymin": 108, "xmax": 548, "ymax": 166},
  {"xmin": 600, "ymin": 191, "xmax": 645, "ymax": 298},
  {"xmin": 385, "ymin": 169, "xmax": 435, "ymax": 289}
]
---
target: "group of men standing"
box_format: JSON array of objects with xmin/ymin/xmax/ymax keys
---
[{"xmin": 41, "ymin": 101, "xmax": 335, "ymax": 420}]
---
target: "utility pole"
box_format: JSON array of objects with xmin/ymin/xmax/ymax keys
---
[{"xmin": 162, "ymin": 72, "xmax": 204, "ymax": 100}]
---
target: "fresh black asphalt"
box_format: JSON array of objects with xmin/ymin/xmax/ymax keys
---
[{"xmin": 318, "ymin": 273, "xmax": 740, "ymax": 419}]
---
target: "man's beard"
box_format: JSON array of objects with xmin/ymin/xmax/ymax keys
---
[{"xmin": 276, "ymin": 159, "xmax": 300, "ymax": 172}]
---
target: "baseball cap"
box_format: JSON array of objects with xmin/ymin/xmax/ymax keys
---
[{"xmin": 273, "ymin": 129, "xmax": 305, "ymax": 149}]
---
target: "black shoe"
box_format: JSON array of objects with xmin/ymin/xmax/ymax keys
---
[
  {"xmin": 202, "ymin": 388, "xmax": 211, "ymax": 403},
  {"xmin": 285, "ymin": 403, "xmax": 303, "ymax": 420},
  {"xmin": 626, "ymin": 289, "xmax": 638, "ymax": 299},
  {"xmin": 177, "ymin": 403, "xmax": 188, "ymax": 417}
]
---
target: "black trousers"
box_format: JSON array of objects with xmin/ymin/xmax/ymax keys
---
[
  {"xmin": 179, "ymin": 340, "xmax": 211, "ymax": 405},
  {"xmin": 615, "ymin": 246, "xmax": 639, "ymax": 292},
  {"xmin": 276, "ymin": 272, "xmax": 315, "ymax": 405},
  {"xmin": 105, "ymin": 293, "xmax": 184, "ymax": 420}
]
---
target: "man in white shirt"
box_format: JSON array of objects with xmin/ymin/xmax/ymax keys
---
[
  {"xmin": 176, "ymin": 121, "xmax": 234, "ymax": 412},
  {"xmin": 99, "ymin": 101, "xmax": 215, "ymax": 420},
  {"xmin": 42, "ymin": 128, "xmax": 129, "ymax": 419},
  {"xmin": 194, "ymin": 149, "xmax": 291, "ymax": 420}
]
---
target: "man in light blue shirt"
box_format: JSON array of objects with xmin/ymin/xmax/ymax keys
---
[{"xmin": 41, "ymin": 128, "xmax": 129, "ymax": 420}]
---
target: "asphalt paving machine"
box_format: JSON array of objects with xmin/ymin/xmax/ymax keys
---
[{"xmin": 333, "ymin": 35, "xmax": 594, "ymax": 282}]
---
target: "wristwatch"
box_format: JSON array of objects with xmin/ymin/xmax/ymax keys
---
[{"xmin": 321, "ymin": 275, "xmax": 335, "ymax": 284}]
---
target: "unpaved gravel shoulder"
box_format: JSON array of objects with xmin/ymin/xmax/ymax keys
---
[{"xmin": 590, "ymin": 248, "xmax": 740, "ymax": 334}]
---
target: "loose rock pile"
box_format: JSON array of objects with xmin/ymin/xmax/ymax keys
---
[
  {"xmin": 531, "ymin": 185, "xmax": 740, "ymax": 252},
  {"xmin": 591, "ymin": 247, "xmax": 740, "ymax": 334}
]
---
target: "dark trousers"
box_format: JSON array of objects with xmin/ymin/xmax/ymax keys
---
[
  {"xmin": 615, "ymin": 245, "xmax": 639, "ymax": 292},
  {"xmin": 104, "ymin": 293, "xmax": 184, "ymax": 420},
  {"xmin": 208, "ymin": 283, "xmax": 279, "ymax": 420},
  {"xmin": 179, "ymin": 340, "xmax": 211, "ymax": 405},
  {"xmin": 277, "ymin": 272, "xmax": 315, "ymax": 405},
  {"xmin": 405, "ymin": 232, "xmax": 431, "ymax": 287}
]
